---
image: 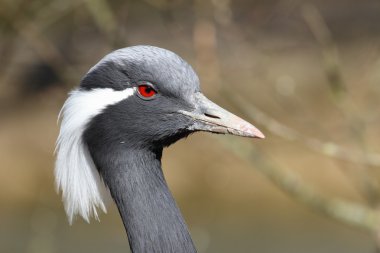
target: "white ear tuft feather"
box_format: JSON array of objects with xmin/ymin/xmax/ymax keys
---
[{"xmin": 55, "ymin": 87, "xmax": 135, "ymax": 224}]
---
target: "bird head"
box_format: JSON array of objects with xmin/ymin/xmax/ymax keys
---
[
  {"xmin": 55, "ymin": 45, "xmax": 264, "ymax": 223},
  {"xmin": 81, "ymin": 46, "xmax": 264, "ymax": 149}
]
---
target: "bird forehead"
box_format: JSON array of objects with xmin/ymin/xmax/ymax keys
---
[{"xmin": 86, "ymin": 46, "xmax": 200, "ymax": 94}]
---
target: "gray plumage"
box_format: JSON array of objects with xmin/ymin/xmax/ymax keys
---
[{"xmin": 55, "ymin": 45, "xmax": 264, "ymax": 253}]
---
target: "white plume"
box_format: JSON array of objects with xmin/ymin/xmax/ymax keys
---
[{"xmin": 55, "ymin": 87, "xmax": 135, "ymax": 224}]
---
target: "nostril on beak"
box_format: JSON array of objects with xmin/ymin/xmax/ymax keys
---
[{"xmin": 204, "ymin": 113, "xmax": 221, "ymax": 119}]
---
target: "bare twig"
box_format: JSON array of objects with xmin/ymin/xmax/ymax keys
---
[
  {"xmin": 302, "ymin": 4, "xmax": 380, "ymax": 205},
  {"xmin": 222, "ymin": 88, "xmax": 380, "ymax": 168},
  {"xmin": 302, "ymin": 4, "xmax": 346, "ymax": 99},
  {"xmin": 205, "ymin": 0, "xmax": 380, "ymax": 236},
  {"xmin": 217, "ymin": 135, "xmax": 380, "ymax": 232}
]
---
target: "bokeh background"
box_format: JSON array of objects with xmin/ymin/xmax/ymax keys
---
[{"xmin": 1, "ymin": 0, "xmax": 380, "ymax": 252}]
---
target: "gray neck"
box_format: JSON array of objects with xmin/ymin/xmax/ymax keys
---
[{"xmin": 99, "ymin": 147, "xmax": 197, "ymax": 253}]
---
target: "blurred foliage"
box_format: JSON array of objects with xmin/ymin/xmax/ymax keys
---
[{"xmin": 1, "ymin": 0, "xmax": 380, "ymax": 252}]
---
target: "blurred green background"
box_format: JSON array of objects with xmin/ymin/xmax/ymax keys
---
[{"xmin": 1, "ymin": 0, "xmax": 380, "ymax": 252}]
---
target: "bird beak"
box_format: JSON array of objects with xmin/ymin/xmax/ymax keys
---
[{"xmin": 179, "ymin": 93, "xmax": 265, "ymax": 139}]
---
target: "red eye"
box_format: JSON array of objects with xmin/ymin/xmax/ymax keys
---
[{"xmin": 138, "ymin": 85, "xmax": 157, "ymax": 98}]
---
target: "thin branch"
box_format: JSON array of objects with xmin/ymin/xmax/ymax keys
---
[
  {"xmin": 302, "ymin": 4, "xmax": 380, "ymax": 204},
  {"xmin": 301, "ymin": 4, "xmax": 346, "ymax": 99},
  {"xmin": 217, "ymin": 135, "xmax": 380, "ymax": 232},
  {"xmin": 222, "ymin": 88, "xmax": 380, "ymax": 168}
]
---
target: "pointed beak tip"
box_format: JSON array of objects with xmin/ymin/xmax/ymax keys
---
[
  {"xmin": 239, "ymin": 122, "xmax": 265, "ymax": 139},
  {"xmin": 250, "ymin": 128, "xmax": 265, "ymax": 139},
  {"xmin": 254, "ymin": 132, "xmax": 265, "ymax": 139}
]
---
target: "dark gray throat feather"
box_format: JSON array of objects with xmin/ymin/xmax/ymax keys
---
[{"xmin": 90, "ymin": 145, "xmax": 197, "ymax": 253}]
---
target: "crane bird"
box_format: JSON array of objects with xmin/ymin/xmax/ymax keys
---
[{"xmin": 55, "ymin": 45, "xmax": 264, "ymax": 253}]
